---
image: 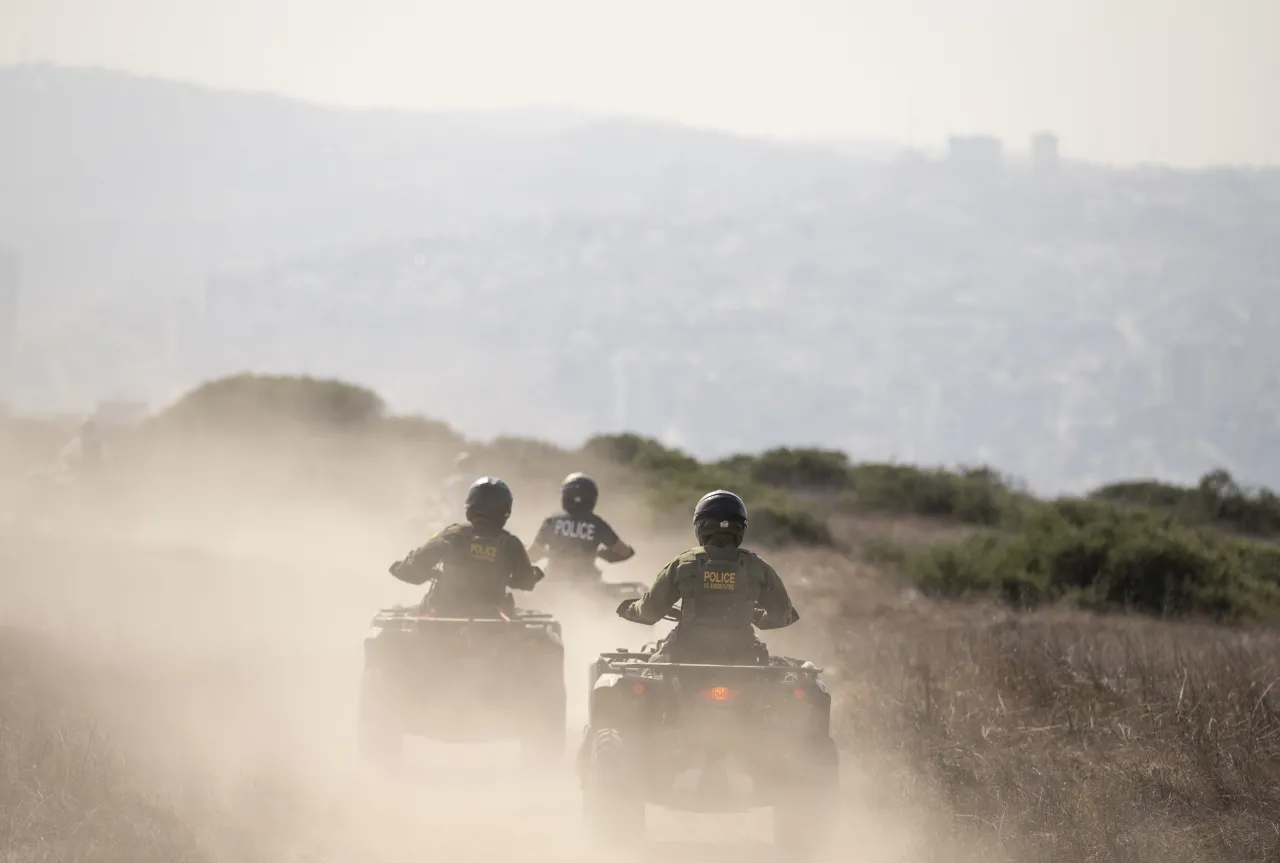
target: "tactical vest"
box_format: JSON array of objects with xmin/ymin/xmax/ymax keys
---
[
  {"xmin": 432, "ymin": 525, "xmax": 508, "ymax": 612},
  {"xmin": 680, "ymin": 549, "xmax": 755, "ymax": 634},
  {"xmin": 544, "ymin": 514, "xmax": 603, "ymax": 578}
]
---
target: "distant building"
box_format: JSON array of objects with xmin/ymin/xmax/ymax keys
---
[
  {"xmin": 1031, "ymin": 133, "xmax": 1060, "ymax": 172},
  {"xmin": 945, "ymin": 135, "xmax": 1003, "ymax": 172},
  {"xmin": 0, "ymin": 248, "xmax": 17, "ymax": 410}
]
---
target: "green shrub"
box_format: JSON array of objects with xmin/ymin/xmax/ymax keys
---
[
  {"xmin": 840, "ymin": 462, "xmax": 1017, "ymax": 526},
  {"xmin": 1090, "ymin": 479, "xmax": 1197, "ymax": 511},
  {"xmin": 157, "ymin": 373, "xmax": 386, "ymax": 431},
  {"xmin": 583, "ymin": 433, "xmax": 701, "ymax": 475},
  {"xmin": 857, "ymin": 536, "xmax": 910, "ymax": 568},
  {"xmin": 1089, "ymin": 469, "xmax": 1280, "ymax": 539},
  {"xmin": 718, "ymin": 447, "xmax": 852, "ymax": 489},
  {"xmin": 586, "ymin": 434, "xmax": 833, "ymax": 548},
  {"xmin": 904, "ymin": 503, "xmax": 1280, "ymax": 621}
]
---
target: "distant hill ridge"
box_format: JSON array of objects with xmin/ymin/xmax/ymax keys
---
[{"xmin": 2, "ymin": 65, "xmax": 1279, "ymax": 495}]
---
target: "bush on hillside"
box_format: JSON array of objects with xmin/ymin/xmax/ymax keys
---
[
  {"xmin": 718, "ymin": 447, "xmax": 852, "ymax": 489},
  {"xmin": 840, "ymin": 462, "xmax": 1019, "ymax": 526},
  {"xmin": 583, "ymin": 433, "xmax": 702, "ymax": 475},
  {"xmin": 587, "ymin": 434, "xmax": 833, "ymax": 548},
  {"xmin": 904, "ymin": 501, "xmax": 1280, "ymax": 620},
  {"xmin": 1090, "ymin": 468, "xmax": 1280, "ymax": 538},
  {"xmin": 157, "ymin": 373, "xmax": 386, "ymax": 431},
  {"xmin": 488, "ymin": 435, "xmax": 575, "ymax": 467}
]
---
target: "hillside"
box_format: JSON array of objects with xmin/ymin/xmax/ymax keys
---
[
  {"xmin": 6, "ymin": 373, "xmax": 1280, "ymax": 622},
  {"xmin": 3, "ymin": 66, "xmax": 1280, "ymax": 492}
]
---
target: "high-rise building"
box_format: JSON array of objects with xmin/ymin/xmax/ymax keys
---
[
  {"xmin": 945, "ymin": 135, "xmax": 1003, "ymax": 172},
  {"xmin": 0, "ymin": 248, "xmax": 18, "ymax": 412},
  {"xmin": 1031, "ymin": 132, "xmax": 1060, "ymax": 172}
]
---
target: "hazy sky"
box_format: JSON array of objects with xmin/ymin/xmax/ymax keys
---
[{"xmin": 4, "ymin": 0, "xmax": 1278, "ymax": 166}]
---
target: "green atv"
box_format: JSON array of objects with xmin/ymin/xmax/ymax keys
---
[
  {"xmin": 576, "ymin": 604, "xmax": 839, "ymax": 854},
  {"xmin": 358, "ymin": 590, "xmax": 566, "ymax": 768}
]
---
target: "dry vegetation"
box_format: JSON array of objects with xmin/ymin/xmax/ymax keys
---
[
  {"xmin": 788, "ymin": 552, "xmax": 1280, "ymax": 863},
  {"xmin": 0, "ymin": 630, "xmax": 205, "ymax": 862},
  {"xmin": 1, "ymin": 373, "xmax": 1278, "ymax": 862}
]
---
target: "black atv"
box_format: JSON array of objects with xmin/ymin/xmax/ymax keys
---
[
  {"xmin": 576, "ymin": 604, "xmax": 839, "ymax": 854},
  {"xmin": 357, "ymin": 589, "xmax": 566, "ymax": 768},
  {"xmin": 537, "ymin": 559, "xmax": 649, "ymax": 603}
]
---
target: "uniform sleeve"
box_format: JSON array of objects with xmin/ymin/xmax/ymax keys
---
[
  {"xmin": 389, "ymin": 532, "xmax": 449, "ymax": 585},
  {"xmin": 625, "ymin": 559, "xmax": 682, "ymax": 624},
  {"xmin": 593, "ymin": 516, "xmax": 620, "ymax": 549},
  {"xmin": 753, "ymin": 556, "xmax": 798, "ymax": 629},
  {"xmin": 594, "ymin": 517, "xmax": 635, "ymax": 562},
  {"xmin": 529, "ymin": 518, "xmax": 553, "ymax": 556},
  {"xmin": 505, "ymin": 535, "xmax": 541, "ymax": 591}
]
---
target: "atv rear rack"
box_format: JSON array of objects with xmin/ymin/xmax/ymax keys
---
[
  {"xmin": 597, "ymin": 653, "xmax": 823, "ymax": 676},
  {"xmin": 370, "ymin": 610, "xmax": 561, "ymax": 637},
  {"xmin": 372, "ymin": 608, "xmax": 557, "ymax": 624}
]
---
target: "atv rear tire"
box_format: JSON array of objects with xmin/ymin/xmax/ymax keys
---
[
  {"xmin": 774, "ymin": 737, "xmax": 839, "ymax": 856},
  {"xmin": 581, "ymin": 727, "xmax": 644, "ymax": 846},
  {"xmin": 357, "ymin": 671, "xmax": 402, "ymax": 766}
]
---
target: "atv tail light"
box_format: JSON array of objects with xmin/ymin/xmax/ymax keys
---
[
  {"xmin": 632, "ymin": 683, "xmax": 645, "ymax": 695},
  {"xmin": 793, "ymin": 686, "xmax": 806, "ymax": 699},
  {"xmin": 524, "ymin": 637, "xmax": 540, "ymax": 647},
  {"xmin": 699, "ymin": 686, "xmax": 741, "ymax": 702}
]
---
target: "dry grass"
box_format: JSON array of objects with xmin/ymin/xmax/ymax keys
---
[
  {"xmin": 814, "ymin": 590, "xmax": 1280, "ymax": 863},
  {"xmin": 0, "ymin": 630, "xmax": 205, "ymax": 863}
]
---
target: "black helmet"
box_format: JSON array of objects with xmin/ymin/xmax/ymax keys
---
[
  {"xmin": 693, "ymin": 490, "xmax": 748, "ymax": 547},
  {"xmin": 465, "ymin": 476, "xmax": 513, "ymax": 526},
  {"xmin": 561, "ymin": 472, "xmax": 599, "ymax": 516}
]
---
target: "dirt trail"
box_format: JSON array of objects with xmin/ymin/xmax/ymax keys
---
[{"xmin": 0, "ymin": 509, "xmax": 929, "ymax": 863}]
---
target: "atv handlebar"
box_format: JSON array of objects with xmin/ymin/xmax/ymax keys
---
[{"xmin": 656, "ymin": 602, "xmax": 799, "ymax": 626}]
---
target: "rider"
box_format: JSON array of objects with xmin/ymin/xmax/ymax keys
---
[
  {"xmin": 390, "ymin": 476, "xmax": 544, "ymax": 617},
  {"xmin": 528, "ymin": 472, "xmax": 634, "ymax": 581},
  {"xmin": 615, "ymin": 490, "xmax": 798, "ymax": 664}
]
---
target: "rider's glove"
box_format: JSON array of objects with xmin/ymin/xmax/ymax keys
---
[
  {"xmin": 615, "ymin": 599, "xmax": 635, "ymax": 620},
  {"xmin": 531, "ymin": 565, "xmax": 546, "ymax": 584}
]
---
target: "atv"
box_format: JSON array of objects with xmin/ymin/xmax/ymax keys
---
[
  {"xmin": 572, "ymin": 574, "xmax": 650, "ymax": 603},
  {"xmin": 357, "ymin": 587, "xmax": 566, "ymax": 768},
  {"xmin": 533, "ymin": 562, "xmax": 649, "ymax": 613},
  {"xmin": 576, "ymin": 604, "xmax": 839, "ymax": 855},
  {"xmin": 535, "ymin": 557, "xmax": 649, "ymax": 601}
]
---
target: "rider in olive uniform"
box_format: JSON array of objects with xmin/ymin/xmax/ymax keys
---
[
  {"xmin": 528, "ymin": 473, "xmax": 635, "ymax": 581},
  {"xmin": 390, "ymin": 476, "xmax": 543, "ymax": 616},
  {"xmin": 615, "ymin": 490, "xmax": 798, "ymax": 664}
]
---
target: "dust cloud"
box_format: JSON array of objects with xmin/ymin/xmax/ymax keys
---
[{"xmin": 0, "ymin": 428, "xmax": 951, "ymax": 863}]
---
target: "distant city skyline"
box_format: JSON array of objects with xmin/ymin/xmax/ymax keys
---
[{"xmin": 4, "ymin": 0, "xmax": 1278, "ymax": 168}]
